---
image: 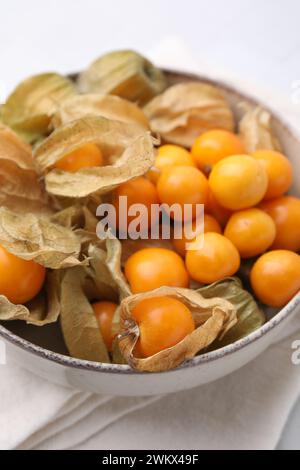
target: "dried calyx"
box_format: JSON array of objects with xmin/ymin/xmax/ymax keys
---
[
  {"xmin": 1, "ymin": 73, "xmax": 76, "ymax": 144},
  {"xmin": 144, "ymin": 81, "xmax": 234, "ymax": 148},
  {"xmin": 34, "ymin": 116, "xmax": 155, "ymax": 199},
  {"xmin": 78, "ymin": 50, "xmax": 167, "ymax": 105},
  {"xmin": 118, "ymin": 286, "xmax": 237, "ymax": 372}
]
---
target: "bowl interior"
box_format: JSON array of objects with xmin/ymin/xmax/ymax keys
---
[{"xmin": 1, "ymin": 69, "xmax": 300, "ymax": 363}]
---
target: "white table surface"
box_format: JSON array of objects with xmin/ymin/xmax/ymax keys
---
[{"xmin": 1, "ymin": 0, "xmax": 299, "ymax": 450}]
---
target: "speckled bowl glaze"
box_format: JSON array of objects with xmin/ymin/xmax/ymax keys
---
[{"xmin": 0, "ymin": 70, "xmax": 299, "ymax": 396}]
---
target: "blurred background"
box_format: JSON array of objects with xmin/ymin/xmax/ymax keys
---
[
  {"xmin": 0, "ymin": 0, "xmax": 299, "ymax": 449},
  {"xmin": 1, "ymin": 0, "xmax": 299, "ymax": 98}
]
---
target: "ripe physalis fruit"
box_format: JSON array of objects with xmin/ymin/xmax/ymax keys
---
[
  {"xmin": 157, "ymin": 166, "xmax": 209, "ymax": 221},
  {"xmin": 54, "ymin": 143, "xmax": 104, "ymax": 172},
  {"xmin": 192, "ymin": 130, "xmax": 245, "ymax": 174},
  {"xmin": 124, "ymin": 247, "xmax": 189, "ymax": 293},
  {"xmin": 206, "ymin": 189, "xmax": 232, "ymax": 228},
  {"xmin": 131, "ymin": 296, "xmax": 195, "ymax": 357},
  {"xmin": 112, "ymin": 177, "xmax": 159, "ymax": 234},
  {"xmin": 172, "ymin": 214, "xmax": 222, "ymax": 257},
  {"xmin": 185, "ymin": 232, "xmax": 240, "ymax": 284},
  {"xmin": 224, "ymin": 208, "xmax": 276, "ymax": 258},
  {"xmin": 251, "ymin": 149, "xmax": 293, "ymax": 200},
  {"xmin": 0, "ymin": 244, "xmax": 46, "ymax": 304},
  {"xmin": 209, "ymin": 155, "xmax": 268, "ymax": 211},
  {"xmin": 260, "ymin": 196, "xmax": 300, "ymax": 252},
  {"xmin": 148, "ymin": 144, "xmax": 196, "ymax": 184},
  {"xmin": 92, "ymin": 301, "xmax": 118, "ymax": 352},
  {"xmin": 250, "ymin": 250, "xmax": 300, "ymax": 307},
  {"xmin": 118, "ymin": 286, "xmax": 237, "ymax": 372}
]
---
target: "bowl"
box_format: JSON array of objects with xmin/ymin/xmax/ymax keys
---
[{"xmin": 1, "ymin": 69, "xmax": 299, "ymax": 396}]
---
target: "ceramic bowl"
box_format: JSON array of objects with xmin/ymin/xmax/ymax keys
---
[{"xmin": 1, "ymin": 69, "xmax": 299, "ymax": 396}]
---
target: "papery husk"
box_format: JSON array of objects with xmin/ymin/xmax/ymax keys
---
[
  {"xmin": 144, "ymin": 82, "xmax": 234, "ymax": 147},
  {"xmin": 1, "ymin": 73, "xmax": 77, "ymax": 143},
  {"xmin": 118, "ymin": 286, "xmax": 237, "ymax": 372},
  {"xmin": 85, "ymin": 237, "xmax": 131, "ymax": 301},
  {"xmin": 198, "ymin": 277, "xmax": 266, "ymax": 348},
  {"xmin": 34, "ymin": 116, "xmax": 155, "ymax": 198},
  {"xmin": 0, "ymin": 124, "xmax": 50, "ymax": 213},
  {"xmin": 60, "ymin": 235, "xmax": 129, "ymax": 362},
  {"xmin": 60, "ymin": 267, "xmax": 110, "ymax": 363},
  {"xmin": 52, "ymin": 94, "xmax": 149, "ymax": 130},
  {"xmin": 50, "ymin": 204, "xmax": 98, "ymax": 233},
  {"xmin": 238, "ymin": 104, "xmax": 282, "ymax": 153},
  {"xmin": 78, "ymin": 50, "xmax": 167, "ymax": 105},
  {"xmin": 0, "ymin": 207, "xmax": 81, "ymax": 269},
  {"xmin": 0, "ymin": 270, "xmax": 61, "ymax": 325}
]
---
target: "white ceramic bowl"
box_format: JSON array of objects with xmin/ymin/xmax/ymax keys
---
[{"xmin": 1, "ymin": 69, "xmax": 299, "ymax": 396}]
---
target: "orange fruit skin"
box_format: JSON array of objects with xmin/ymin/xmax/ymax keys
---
[
  {"xmin": 250, "ymin": 250, "xmax": 300, "ymax": 307},
  {"xmin": 224, "ymin": 208, "xmax": 276, "ymax": 258},
  {"xmin": 92, "ymin": 301, "xmax": 117, "ymax": 351},
  {"xmin": 172, "ymin": 214, "xmax": 222, "ymax": 257},
  {"xmin": 124, "ymin": 247, "xmax": 189, "ymax": 294},
  {"xmin": 185, "ymin": 232, "xmax": 240, "ymax": 284},
  {"xmin": 112, "ymin": 177, "xmax": 159, "ymax": 232},
  {"xmin": 209, "ymin": 155, "xmax": 268, "ymax": 211},
  {"xmin": 192, "ymin": 130, "xmax": 245, "ymax": 173},
  {"xmin": 131, "ymin": 296, "xmax": 195, "ymax": 357},
  {"xmin": 260, "ymin": 196, "xmax": 300, "ymax": 252},
  {"xmin": 157, "ymin": 166, "xmax": 209, "ymax": 221},
  {"xmin": 206, "ymin": 189, "xmax": 232, "ymax": 228},
  {"xmin": 252, "ymin": 149, "xmax": 293, "ymax": 200},
  {"xmin": 148, "ymin": 145, "xmax": 196, "ymax": 184},
  {"xmin": 0, "ymin": 245, "xmax": 46, "ymax": 304},
  {"xmin": 54, "ymin": 143, "xmax": 103, "ymax": 172}
]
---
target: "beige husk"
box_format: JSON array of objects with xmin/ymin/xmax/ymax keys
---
[
  {"xmin": 60, "ymin": 267, "xmax": 110, "ymax": 363},
  {"xmin": 60, "ymin": 236, "xmax": 130, "ymax": 362},
  {"xmin": 238, "ymin": 104, "xmax": 282, "ymax": 152},
  {"xmin": 0, "ymin": 124, "xmax": 50, "ymax": 213},
  {"xmin": 0, "ymin": 270, "xmax": 61, "ymax": 326},
  {"xmin": 0, "ymin": 207, "xmax": 82, "ymax": 269},
  {"xmin": 118, "ymin": 287, "xmax": 237, "ymax": 372},
  {"xmin": 197, "ymin": 277, "xmax": 266, "ymax": 348},
  {"xmin": 144, "ymin": 82, "xmax": 234, "ymax": 147},
  {"xmin": 34, "ymin": 116, "xmax": 155, "ymax": 198},
  {"xmin": 52, "ymin": 94, "xmax": 150, "ymax": 130},
  {"xmin": 77, "ymin": 50, "xmax": 167, "ymax": 105},
  {"xmin": 1, "ymin": 73, "xmax": 77, "ymax": 143}
]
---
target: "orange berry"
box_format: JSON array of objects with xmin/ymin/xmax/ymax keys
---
[
  {"xmin": 148, "ymin": 145, "xmax": 196, "ymax": 184},
  {"xmin": 54, "ymin": 143, "xmax": 103, "ymax": 172},
  {"xmin": 260, "ymin": 196, "xmax": 300, "ymax": 252},
  {"xmin": 250, "ymin": 250, "xmax": 300, "ymax": 307},
  {"xmin": 0, "ymin": 245, "xmax": 46, "ymax": 304},
  {"xmin": 157, "ymin": 166, "xmax": 209, "ymax": 221},
  {"xmin": 206, "ymin": 189, "xmax": 232, "ymax": 227},
  {"xmin": 124, "ymin": 247, "xmax": 189, "ymax": 293},
  {"xmin": 172, "ymin": 214, "xmax": 222, "ymax": 257},
  {"xmin": 209, "ymin": 155, "xmax": 268, "ymax": 210},
  {"xmin": 224, "ymin": 208, "xmax": 276, "ymax": 258},
  {"xmin": 252, "ymin": 149, "xmax": 293, "ymax": 200},
  {"xmin": 185, "ymin": 232, "xmax": 240, "ymax": 284},
  {"xmin": 112, "ymin": 177, "xmax": 159, "ymax": 233},
  {"xmin": 132, "ymin": 296, "xmax": 195, "ymax": 357},
  {"xmin": 92, "ymin": 301, "xmax": 117, "ymax": 351},
  {"xmin": 191, "ymin": 129, "xmax": 245, "ymax": 173}
]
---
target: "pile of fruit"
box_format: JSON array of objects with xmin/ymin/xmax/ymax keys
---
[{"xmin": 0, "ymin": 50, "xmax": 299, "ymax": 372}]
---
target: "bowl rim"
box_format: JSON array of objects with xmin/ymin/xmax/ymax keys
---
[{"xmin": 1, "ymin": 67, "xmax": 300, "ymax": 375}]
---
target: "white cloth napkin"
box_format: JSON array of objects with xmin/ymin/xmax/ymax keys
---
[{"xmin": 1, "ymin": 38, "xmax": 300, "ymax": 451}]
